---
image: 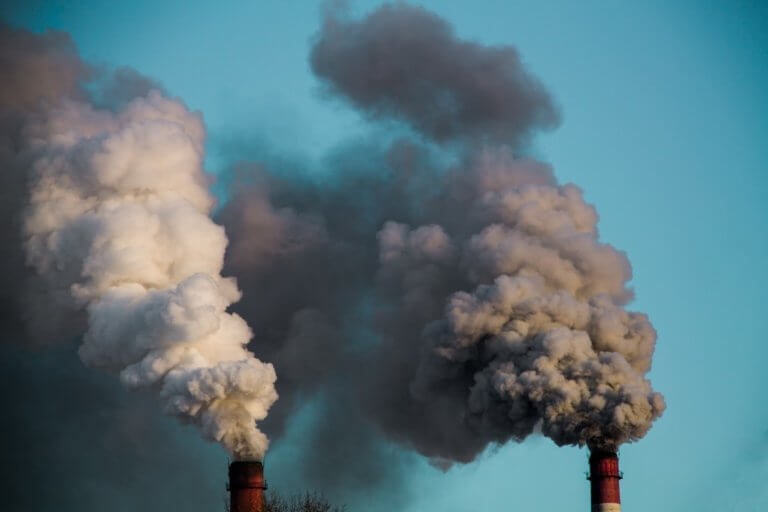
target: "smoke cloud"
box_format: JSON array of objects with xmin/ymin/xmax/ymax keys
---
[
  {"xmin": 310, "ymin": 3, "xmax": 560, "ymax": 144},
  {"xmin": 0, "ymin": 24, "xmax": 246, "ymax": 511},
  {"xmin": 0, "ymin": 23, "xmax": 90, "ymax": 348},
  {"xmin": 21, "ymin": 92, "xmax": 278, "ymax": 460},
  {"xmin": 1, "ymin": 23, "xmax": 277, "ymax": 461},
  {"xmin": 0, "ymin": 22, "xmax": 89, "ymax": 110},
  {"xmin": 222, "ymin": 2, "xmax": 664, "ymax": 479},
  {"xmin": 3, "ymin": 2, "xmax": 664, "ymax": 506}
]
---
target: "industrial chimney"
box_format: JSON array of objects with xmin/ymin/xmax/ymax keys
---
[
  {"xmin": 228, "ymin": 460, "xmax": 267, "ymax": 512},
  {"xmin": 587, "ymin": 450, "xmax": 622, "ymax": 512}
]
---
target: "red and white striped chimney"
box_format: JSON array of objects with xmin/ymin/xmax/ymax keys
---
[
  {"xmin": 228, "ymin": 460, "xmax": 267, "ymax": 512},
  {"xmin": 587, "ymin": 450, "xmax": 622, "ymax": 512}
]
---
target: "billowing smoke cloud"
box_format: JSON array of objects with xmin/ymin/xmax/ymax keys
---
[
  {"xmin": 3, "ymin": 2, "xmax": 664, "ymax": 507},
  {"xmin": 0, "ymin": 24, "xmax": 164, "ymax": 347},
  {"xmin": 2, "ymin": 23, "xmax": 277, "ymax": 461},
  {"xmin": 0, "ymin": 22, "xmax": 89, "ymax": 110},
  {"xmin": 0, "ymin": 23, "xmax": 90, "ymax": 347},
  {"xmin": 405, "ymin": 178, "xmax": 665, "ymax": 453},
  {"xmin": 310, "ymin": 3, "xmax": 560, "ymax": 144},
  {"xmin": 221, "ymin": 2, "xmax": 664, "ymax": 482},
  {"xmin": 0, "ymin": 24, "xmax": 245, "ymax": 511},
  {"xmin": 21, "ymin": 93, "xmax": 278, "ymax": 460}
]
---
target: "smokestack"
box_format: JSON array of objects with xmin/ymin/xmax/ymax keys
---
[
  {"xmin": 587, "ymin": 450, "xmax": 622, "ymax": 512},
  {"xmin": 228, "ymin": 461, "xmax": 267, "ymax": 512}
]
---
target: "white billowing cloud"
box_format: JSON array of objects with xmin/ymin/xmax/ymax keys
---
[{"xmin": 23, "ymin": 91, "xmax": 277, "ymax": 460}]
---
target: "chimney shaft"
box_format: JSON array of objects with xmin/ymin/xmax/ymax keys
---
[
  {"xmin": 587, "ymin": 450, "xmax": 622, "ymax": 512},
  {"xmin": 228, "ymin": 461, "xmax": 267, "ymax": 512}
]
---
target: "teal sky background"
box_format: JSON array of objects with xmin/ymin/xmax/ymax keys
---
[{"xmin": 3, "ymin": 1, "xmax": 767, "ymax": 510}]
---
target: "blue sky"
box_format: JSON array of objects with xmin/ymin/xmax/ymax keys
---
[{"xmin": 3, "ymin": 1, "xmax": 767, "ymax": 510}]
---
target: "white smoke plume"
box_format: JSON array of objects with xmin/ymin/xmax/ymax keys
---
[{"xmin": 21, "ymin": 91, "xmax": 277, "ymax": 460}]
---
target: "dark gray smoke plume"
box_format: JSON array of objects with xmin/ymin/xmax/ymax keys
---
[
  {"xmin": 310, "ymin": 3, "xmax": 560, "ymax": 144},
  {"xmin": 0, "ymin": 23, "xmax": 89, "ymax": 346},
  {"xmin": 224, "ymin": 2, "xmax": 664, "ymax": 481}
]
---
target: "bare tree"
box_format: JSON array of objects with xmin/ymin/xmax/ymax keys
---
[
  {"xmin": 224, "ymin": 491, "xmax": 346, "ymax": 512},
  {"xmin": 265, "ymin": 491, "xmax": 346, "ymax": 512}
]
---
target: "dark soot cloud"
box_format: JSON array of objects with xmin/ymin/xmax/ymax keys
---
[{"xmin": 310, "ymin": 3, "xmax": 560, "ymax": 145}]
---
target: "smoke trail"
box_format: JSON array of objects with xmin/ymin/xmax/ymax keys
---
[{"xmin": 19, "ymin": 86, "xmax": 277, "ymax": 459}]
